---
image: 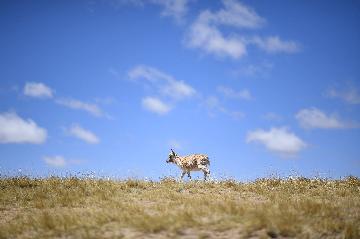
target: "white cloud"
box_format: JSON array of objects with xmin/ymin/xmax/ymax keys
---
[
  {"xmin": 212, "ymin": 0, "xmax": 265, "ymax": 28},
  {"xmin": 129, "ymin": 66, "xmax": 195, "ymax": 115},
  {"xmin": 295, "ymin": 108, "xmax": 356, "ymax": 129},
  {"xmin": 326, "ymin": 86, "xmax": 360, "ymax": 105},
  {"xmin": 24, "ymin": 82, "xmax": 53, "ymax": 99},
  {"xmin": 186, "ymin": 10, "xmax": 247, "ymax": 59},
  {"xmin": 217, "ymin": 85, "xmax": 252, "ymax": 100},
  {"xmin": 246, "ymin": 127, "xmax": 306, "ymax": 156},
  {"xmin": 128, "ymin": 65, "xmax": 170, "ymax": 83},
  {"xmin": 68, "ymin": 124, "xmax": 100, "ymax": 144},
  {"xmin": 250, "ymin": 36, "xmax": 300, "ymax": 53},
  {"xmin": 152, "ymin": 0, "xmax": 189, "ymax": 22},
  {"xmin": 161, "ymin": 79, "xmax": 196, "ymax": 100},
  {"xmin": 185, "ymin": 0, "xmax": 299, "ymax": 58},
  {"xmin": 43, "ymin": 155, "xmax": 83, "ymax": 168},
  {"xmin": 142, "ymin": 97, "xmax": 172, "ymax": 115},
  {"xmin": 0, "ymin": 112, "xmax": 47, "ymax": 144},
  {"xmin": 56, "ymin": 98, "xmax": 103, "ymax": 117},
  {"xmin": 43, "ymin": 155, "xmax": 67, "ymax": 168},
  {"xmin": 128, "ymin": 65, "xmax": 196, "ymax": 100}
]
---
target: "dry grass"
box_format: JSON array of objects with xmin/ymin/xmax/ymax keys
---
[{"xmin": 0, "ymin": 176, "xmax": 359, "ymax": 238}]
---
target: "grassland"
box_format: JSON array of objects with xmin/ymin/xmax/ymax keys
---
[{"xmin": 0, "ymin": 176, "xmax": 359, "ymax": 238}]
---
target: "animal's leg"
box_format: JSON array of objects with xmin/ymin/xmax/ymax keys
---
[
  {"xmin": 180, "ymin": 171, "xmax": 186, "ymax": 181},
  {"xmin": 187, "ymin": 171, "xmax": 192, "ymax": 180},
  {"xmin": 204, "ymin": 169, "xmax": 210, "ymax": 180},
  {"xmin": 199, "ymin": 165, "xmax": 210, "ymax": 180}
]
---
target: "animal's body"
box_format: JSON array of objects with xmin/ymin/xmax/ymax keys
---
[{"xmin": 166, "ymin": 149, "xmax": 210, "ymax": 180}]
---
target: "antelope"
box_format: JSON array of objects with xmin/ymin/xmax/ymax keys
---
[{"xmin": 166, "ymin": 149, "xmax": 210, "ymax": 180}]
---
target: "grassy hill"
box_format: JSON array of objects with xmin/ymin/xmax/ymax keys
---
[{"xmin": 0, "ymin": 176, "xmax": 359, "ymax": 238}]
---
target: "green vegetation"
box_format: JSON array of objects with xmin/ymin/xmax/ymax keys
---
[{"xmin": 0, "ymin": 176, "xmax": 359, "ymax": 238}]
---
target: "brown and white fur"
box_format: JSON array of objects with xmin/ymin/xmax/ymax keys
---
[{"xmin": 166, "ymin": 149, "xmax": 210, "ymax": 180}]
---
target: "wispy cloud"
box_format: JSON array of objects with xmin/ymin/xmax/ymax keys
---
[
  {"xmin": 43, "ymin": 155, "xmax": 83, "ymax": 168},
  {"xmin": 204, "ymin": 95, "xmax": 245, "ymax": 120},
  {"xmin": 217, "ymin": 85, "xmax": 252, "ymax": 100},
  {"xmin": 128, "ymin": 65, "xmax": 170, "ymax": 83},
  {"xmin": 231, "ymin": 61, "xmax": 273, "ymax": 78},
  {"xmin": 326, "ymin": 85, "xmax": 360, "ymax": 105},
  {"xmin": 295, "ymin": 107, "xmax": 357, "ymax": 129},
  {"xmin": 250, "ymin": 36, "xmax": 300, "ymax": 53},
  {"xmin": 128, "ymin": 65, "xmax": 196, "ymax": 100},
  {"xmin": 142, "ymin": 96, "xmax": 172, "ymax": 115},
  {"xmin": 246, "ymin": 127, "xmax": 306, "ymax": 156},
  {"xmin": 186, "ymin": 9, "xmax": 248, "ymax": 59},
  {"xmin": 263, "ymin": 112, "xmax": 282, "ymax": 122},
  {"xmin": 228, "ymin": 111, "xmax": 246, "ymax": 120},
  {"xmin": 43, "ymin": 155, "xmax": 67, "ymax": 168},
  {"xmin": 204, "ymin": 95, "xmax": 226, "ymax": 113},
  {"xmin": 185, "ymin": 0, "xmax": 299, "ymax": 59},
  {"xmin": 24, "ymin": 82, "xmax": 53, "ymax": 99},
  {"xmin": 212, "ymin": 0, "xmax": 265, "ymax": 28},
  {"xmin": 56, "ymin": 98, "xmax": 104, "ymax": 117},
  {"xmin": 128, "ymin": 65, "xmax": 196, "ymax": 115},
  {"xmin": 161, "ymin": 79, "xmax": 196, "ymax": 100},
  {"xmin": 107, "ymin": 0, "xmax": 190, "ymax": 22},
  {"xmin": 0, "ymin": 112, "xmax": 47, "ymax": 144},
  {"xmin": 94, "ymin": 97, "xmax": 116, "ymax": 105},
  {"xmin": 152, "ymin": 0, "xmax": 190, "ymax": 23},
  {"xmin": 23, "ymin": 82, "xmax": 112, "ymax": 119},
  {"xmin": 67, "ymin": 124, "xmax": 100, "ymax": 144}
]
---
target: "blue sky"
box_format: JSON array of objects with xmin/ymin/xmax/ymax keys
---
[{"xmin": 1, "ymin": 0, "xmax": 360, "ymax": 180}]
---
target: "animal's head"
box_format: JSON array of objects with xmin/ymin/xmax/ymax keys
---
[{"xmin": 166, "ymin": 149, "xmax": 177, "ymax": 163}]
